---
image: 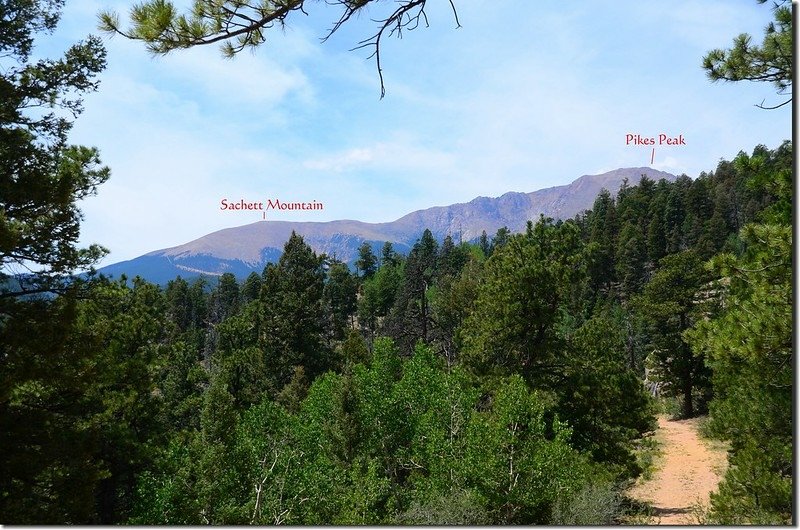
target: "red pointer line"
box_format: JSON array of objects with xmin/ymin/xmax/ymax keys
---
[{"xmin": 650, "ymin": 147, "xmax": 655, "ymax": 165}]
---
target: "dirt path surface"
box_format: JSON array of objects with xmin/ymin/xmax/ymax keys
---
[{"xmin": 629, "ymin": 415, "xmax": 728, "ymax": 524}]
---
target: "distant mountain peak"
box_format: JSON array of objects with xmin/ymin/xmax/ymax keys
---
[{"xmin": 99, "ymin": 167, "xmax": 678, "ymax": 284}]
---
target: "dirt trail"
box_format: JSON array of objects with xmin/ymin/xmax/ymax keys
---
[{"xmin": 628, "ymin": 415, "xmax": 728, "ymax": 524}]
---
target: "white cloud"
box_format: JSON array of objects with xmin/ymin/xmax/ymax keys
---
[
  {"xmin": 304, "ymin": 148, "xmax": 374, "ymax": 172},
  {"xmin": 303, "ymin": 139, "xmax": 455, "ymax": 176},
  {"xmin": 653, "ymin": 156, "xmax": 689, "ymax": 176},
  {"xmin": 158, "ymin": 47, "xmax": 315, "ymax": 109}
]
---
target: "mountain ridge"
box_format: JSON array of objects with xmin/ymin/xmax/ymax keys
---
[{"xmin": 99, "ymin": 167, "xmax": 678, "ymax": 284}]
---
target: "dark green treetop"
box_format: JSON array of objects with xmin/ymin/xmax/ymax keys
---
[
  {"xmin": 259, "ymin": 231, "xmax": 330, "ymax": 391},
  {"xmin": 355, "ymin": 241, "xmax": 378, "ymax": 279}
]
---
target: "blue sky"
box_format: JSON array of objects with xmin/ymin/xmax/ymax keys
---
[{"xmin": 40, "ymin": 1, "xmax": 791, "ymax": 265}]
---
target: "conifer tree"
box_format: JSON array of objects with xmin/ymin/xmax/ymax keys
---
[
  {"xmin": 634, "ymin": 251, "xmax": 711, "ymax": 417},
  {"xmin": 209, "ymin": 272, "xmax": 240, "ymax": 322},
  {"xmin": 380, "ymin": 241, "xmax": 398, "ymax": 267},
  {"xmin": 489, "ymin": 226, "xmax": 510, "ymax": 254},
  {"xmin": 241, "ymin": 271, "xmax": 262, "ymax": 302},
  {"xmin": 703, "ymin": 0, "xmax": 792, "ymax": 109},
  {"xmin": 687, "ymin": 223, "xmax": 791, "ymax": 523},
  {"xmin": 587, "ymin": 189, "xmax": 618, "ymax": 281},
  {"xmin": 259, "ymin": 232, "xmax": 329, "ymax": 391},
  {"xmin": 663, "ymin": 183, "xmax": 686, "ymax": 254},
  {"xmin": 645, "ymin": 196, "xmax": 667, "ymax": 265},
  {"xmin": 0, "ymin": 0, "xmax": 120, "ymax": 522},
  {"xmin": 358, "ymin": 254, "xmax": 404, "ymax": 336},
  {"xmin": 384, "ymin": 229, "xmax": 438, "ymax": 351},
  {"xmin": 164, "ymin": 277, "xmax": 193, "ymax": 332},
  {"xmin": 323, "ymin": 259, "xmax": 358, "ymax": 341},
  {"xmin": 356, "ymin": 242, "xmax": 378, "ymax": 279},
  {"xmin": 478, "ymin": 230, "xmax": 491, "ymax": 257},
  {"xmin": 461, "ymin": 218, "xmax": 585, "ymax": 383},
  {"xmin": 615, "ymin": 221, "xmax": 647, "ymax": 300},
  {"xmin": 1, "ymin": 0, "xmax": 109, "ymax": 297},
  {"xmin": 437, "ymin": 234, "xmax": 468, "ymax": 279}
]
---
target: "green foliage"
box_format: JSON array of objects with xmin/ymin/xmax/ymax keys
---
[
  {"xmin": 0, "ymin": 7, "xmax": 119, "ymax": 516},
  {"xmin": 77, "ymin": 145, "xmax": 789, "ymax": 523},
  {"xmin": 0, "ymin": 292, "xmax": 104, "ymax": 523},
  {"xmin": 164, "ymin": 276, "xmax": 207, "ymax": 332},
  {"xmin": 7, "ymin": 144, "xmax": 789, "ymax": 523},
  {"xmin": 459, "ymin": 217, "xmax": 656, "ymax": 481},
  {"xmin": 389, "ymin": 344, "xmax": 477, "ymax": 497},
  {"xmin": 634, "ymin": 251, "xmax": 711, "ymax": 417},
  {"xmin": 213, "ymin": 302, "xmax": 268, "ymax": 407},
  {"xmin": 428, "ymin": 256, "xmax": 483, "ymax": 364},
  {"xmin": 654, "ymin": 395, "xmax": 684, "ymax": 419},
  {"xmin": 157, "ymin": 339, "xmax": 206, "ymax": 430},
  {"xmin": 464, "ymin": 375, "xmax": 598, "ymax": 523},
  {"xmin": 128, "ymin": 337, "xmax": 619, "ymax": 524},
  {"xmin": 72, "ymin": 278, "xmax": 169, "ymax": 520},
  {"xmin": 1, "ymin": 84, "xmax": 789, "ymax": 524},
  {"xmin": 383, "ymin": 229, "xmax": 438, "ymax": 350},
  {"xmin": 490, "ymin": 225, "xmax": 510, "ymax": 254},
  {"xmin": 478, "ymin": 230, "xmax": 491, "ymax": 257},
  {"xmin": 708, "ymin": 442, "xmax": 792, "ymax": 525},
  {"xmin": 0, "ymin": 278, "xmax": 166, "ymax": 523},
  {"xmin": 437, "ymin": 234, "xmax": 468, "ymax": 279},
  {"xmin": 703, "ymin": 0, "xmax": 792, "ymax": 109},
  {"xmin": 585, "ymin": 188, "xmax": 618, "ymax": 300},
  {"xmin": 395, "ymin": 488, "xmax": 490, "ymax": 525},
  {"xmin": 632, "ymin": 433, "xmax": 661, "ymax": 482},
  {"xmin": 1, "ymin": 0, "xmax": 793, "ymax": 520},
  {"xmin": 1, "ymin": 0, "xmax": 108, "ymax": 295},
  {"xmin": 357, "ymin": 256, "xmax": 404, "ymax": 334},
  {"xmin": 379, "ymin": 241, "xmax": 398, "ymax": 266},
  {"xmin": 259, "ymin": 232, "xmax": 330, "ymax": 391},
  {"xmin": 461, "ymin": 217, "xmax": 585, "ymax": 381},
  {"xmin": 289, "ymin": 370, "xmax": 389, "ymax": 524},
  {"xmin": 615, "ymin": 221, "xmax": 647, "ymax": 299},
  {"xmin": 0, "ymin": 3, "xmax": 118, "ymax": 515},
  {"xmin": 208, "ymin": 272, "xmax": 240, "ymax": 323},
  {"xmin": 560, "ymin": 310, "xmax": 656, "ymax": 477},
  {"xmin": 130, "ymin": 399, "xmax": 296, "ymax": 525},
  {"xmin": 241, "ymin": 271, "xmax": 262, "ymax": 302},
  {"xmin": 275, "ymin": 366, "xmax": 309, "ymax": 412},
  {"xmin": 340, "ymin": 329, "xmax": 370, "ymax": 368},
  {"xmin": 687, "ymin": 223, "xmax": 791, "ymax": 524},
  {"xmin": 127, "ymin": 436, "xmax": 200, "ymax": 524},
  {"xmin": 737, "ymin": 141, "xmax": 792, "ymax": 224},
  {"xmin": 200, "ymin": 377, "xmax": 237, "ymax": 444},
  {"xmin": 323, "ymin": 259, "xmax": 357, "ymax": 341},
  {"xmin": 355, "ymin": 242, "xmax": 378, "ymax": 279},
  {"xmin": 551, "ymin": 481, "xmax": 624, "ymax": 525}
]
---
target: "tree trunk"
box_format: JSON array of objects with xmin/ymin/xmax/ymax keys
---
[{"xmin": 682, "ymin": 371, "xmax": 694, "ymax": 418}]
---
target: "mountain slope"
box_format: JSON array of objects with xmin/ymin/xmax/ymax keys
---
[{"xmin": 98, "ymin": 167, "xmax": 677, "ymax": 283}]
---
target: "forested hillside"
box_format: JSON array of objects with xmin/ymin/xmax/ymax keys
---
[{"xmin": 2, "ymin": 141, "xmax": 791, "ymax": 523}]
